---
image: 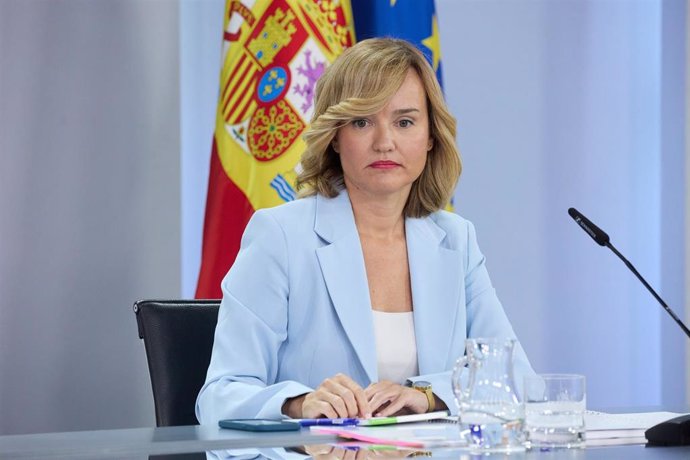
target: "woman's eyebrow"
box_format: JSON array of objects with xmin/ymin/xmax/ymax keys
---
[{"xmin": 392, "ymin": 108, "xmax": 421, "ymax": 115}]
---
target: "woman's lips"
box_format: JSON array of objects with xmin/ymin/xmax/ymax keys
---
[{"xmin": 369, "ymin": 160, "xmax": 401, "ymax": 169}]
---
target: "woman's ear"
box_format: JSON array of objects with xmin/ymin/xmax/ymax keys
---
[
  {"xmin": 427, "ymin": 138, "xmax": 434, "ymax": 151},
  {"xmin": 332, "ymin": 138, "xmax": 340, "ymax": 154}
]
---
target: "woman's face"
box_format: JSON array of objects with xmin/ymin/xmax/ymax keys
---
[{"xmin": 333, "ymin": 69, "xmax": 432, "ymax": 200}]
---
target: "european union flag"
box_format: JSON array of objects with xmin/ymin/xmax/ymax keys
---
[{"xmin": 351, "ymin": 0, "xmax": 443, "ymax": 86}]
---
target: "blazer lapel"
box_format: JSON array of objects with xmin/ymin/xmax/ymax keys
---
[
  {"xmin": 314, "ymin": 191, "xmax": 378, "ymax": 383},
  {"xmin": 406, "ymin": 217, "xmax": 462, "ymax": 375}
]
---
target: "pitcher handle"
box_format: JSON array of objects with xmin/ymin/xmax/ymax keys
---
[{"xmin": 452, "ymin": 355, "xmax": 469, "ymax": 405}]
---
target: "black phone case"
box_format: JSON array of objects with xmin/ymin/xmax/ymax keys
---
[{"xmin": 218, "ymin": 419, "xmax": 301, "ymax": 432}]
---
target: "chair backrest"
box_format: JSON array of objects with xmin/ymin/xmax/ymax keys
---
[{"xmin": 134, "ymin": 299, "xmax": 220, "ymax": 427}]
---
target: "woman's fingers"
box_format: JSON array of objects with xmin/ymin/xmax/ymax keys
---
[
  {"xmin": 332, "ymin": 373, "xmax": 371, "ymax": 417},
  {"xmin": 303, "ymin": 373, "xmax": 371, "ymax": 418},
  {"xmin": 365, "ymin": 381, "xmax": 397, "ymax": 414},
  {"xmin": 365, "ymin": 381, "xmax": 428, "ymax": 416},
  {"xmin": 372, "ymin": 392, "xmax": 409, "ymax": 417},
  {"xmin": 322, "ymin": 378, "xmax": 358, "ymax": 417},
  {"xmin": 333, "ymin": 374, "xmax": 372, "ymax": 418},
  {"xmin": 302, "ymin": 395, "xmax": 339, "ymax": 419}
]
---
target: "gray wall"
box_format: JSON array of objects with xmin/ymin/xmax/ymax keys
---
[{"xmin": 0, "ymin": 0, "xmax": 180, "ymax": 434}]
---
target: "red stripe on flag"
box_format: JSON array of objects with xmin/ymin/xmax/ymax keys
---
[
  {"xmin": 234, "ymin": 97, "xmax": 256, "ymax": 126},
  {"xmin": 195, "ymin": 138, "xmax": 255, "ymax": 299},
  {"xmin": 222, "ymin": 53, "xmax": 247, "ymax": 102},
  {"xmin": 221, "ymin": 60, "xmax": 251, "ymax": 116},
  {"xmin": 223, "ymin": 59, "xmax": 255, "ymax": 115}
]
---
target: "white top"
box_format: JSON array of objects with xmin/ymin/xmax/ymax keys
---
[{"xmin": 372, "ymin": 310, "xmax": 419, "ymax": 384}]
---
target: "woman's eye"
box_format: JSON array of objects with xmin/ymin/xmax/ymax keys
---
[
  {"xmin": 352, "ymin": 119, "xmax": 369, "ymax": 128},
  {"xmin": 398, "ymin": 119, "xmax": 414, "ymax": 128}
]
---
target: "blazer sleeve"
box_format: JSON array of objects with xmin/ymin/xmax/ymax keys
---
[
  {"xmin": 195, "ymin": 210, "xmax": 313, "ymax": 424},
  {"xmin": 410, "ymin": 220, "xmax": 536, "ymax": 414}
]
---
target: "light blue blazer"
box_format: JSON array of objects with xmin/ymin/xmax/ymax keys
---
[{"xmin": 196, "ymin": 190, "xmax": 535, "ymax": 424}]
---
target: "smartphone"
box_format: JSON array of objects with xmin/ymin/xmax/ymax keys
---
[{"xmin": 218, "ymin": 419, "xmax": 301, "ymax": 432}]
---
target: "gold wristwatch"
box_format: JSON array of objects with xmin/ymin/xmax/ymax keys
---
[{"xmin": 412, "ymin": 380, "xmax": 435, "ymax": 413}]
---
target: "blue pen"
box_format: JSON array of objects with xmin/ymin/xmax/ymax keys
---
[{"xmin": 298, "ymin": 417, "xmax": 359, "ymax": 427}]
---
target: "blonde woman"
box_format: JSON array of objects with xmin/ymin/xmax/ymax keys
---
[{"xmin": 196, "ymin": 38, "xmax": 534, "ymax": 423}]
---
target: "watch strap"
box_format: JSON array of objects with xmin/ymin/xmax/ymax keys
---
[{"xmin": 411, "ymin": 382, "xmax": 435, "ymax": 413}]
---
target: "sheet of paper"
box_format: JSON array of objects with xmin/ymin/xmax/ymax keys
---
[
  {"xmin": 585, "ymin": 436, "xmax": 648, "ymax": 447},
  {"xmin": 585, "ymin": 411, "xmax": 684, "ymax": 432}
]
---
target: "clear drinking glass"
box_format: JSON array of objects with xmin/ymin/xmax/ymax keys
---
[{"xmin": 524, "ymin": 374, "xmax": 586, "ymax": 449}]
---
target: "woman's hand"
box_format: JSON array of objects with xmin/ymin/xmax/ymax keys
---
[
  {"xmin": 365, "ymin": 381, "xmax": 428, "ymax": 416},
  {"xmin": 282, "ymin": 373, "xmax": 371, "ymax": 419}
]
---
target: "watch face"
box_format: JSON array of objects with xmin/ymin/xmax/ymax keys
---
[{"xmin": 414, "ymin": 380, "xmax": 432, "ymax": 390}]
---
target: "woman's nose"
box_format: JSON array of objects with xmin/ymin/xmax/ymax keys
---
[{"xmin": 372, "ymin": 125, "xmax": 394, "ymax": 153}]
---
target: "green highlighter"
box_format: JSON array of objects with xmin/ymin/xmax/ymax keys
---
[{"xmin": 358, "ymin": 411, "xmax": 449, "ymax": 426}]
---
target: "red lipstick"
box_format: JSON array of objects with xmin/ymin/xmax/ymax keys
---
[{"xmin": 369, "ymin": 160, "xmax": 400, "ymax": 169}]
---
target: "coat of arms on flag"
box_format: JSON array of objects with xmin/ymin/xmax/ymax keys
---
[
  {"xmin": 196, "ymin": 0, "xmax": 354, "ymax": 298},
  {"xmin": 217, "ymin": 0, "xmax": 354, "ymax": 208}
]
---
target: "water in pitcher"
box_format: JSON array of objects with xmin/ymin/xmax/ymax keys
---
[{"xmin": 459, "ymin": 400, "xmax": 525, "ymax": 452}]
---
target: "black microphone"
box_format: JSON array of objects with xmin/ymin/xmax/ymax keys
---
[
  {"xmin": 567, "ymin": 208, "xmax": 609, "ymax": 246},
  {"xmin": 568, "ymin": 207, "xmax": 690, "ymax": 339},
  {"xmin": 568, "ymin": 207, "xmax": 690, "ymax": 446}
]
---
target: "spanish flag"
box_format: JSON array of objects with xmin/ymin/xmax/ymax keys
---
[{"xmin": 196, "ymin": 1, "xmax": 355, "ymax": 298}]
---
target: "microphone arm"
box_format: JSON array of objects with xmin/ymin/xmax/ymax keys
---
[{"xmin": 568, "ymin": 207, "xmax": 690, "ymax": 339}]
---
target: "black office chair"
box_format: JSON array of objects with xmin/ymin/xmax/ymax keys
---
[{"xmin": 134, "ymin": 299, "xmax": 220, "ymax": 427}]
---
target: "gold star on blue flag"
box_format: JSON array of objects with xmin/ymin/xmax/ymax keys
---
[{"xmin": 351, "ymin": 0, "xmax": 443, "ymax": 86}]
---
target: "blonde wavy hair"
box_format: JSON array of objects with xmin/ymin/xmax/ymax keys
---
[{"xmin": 295, "ymin": 38, "xmax": 461, "ymax": 218}]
